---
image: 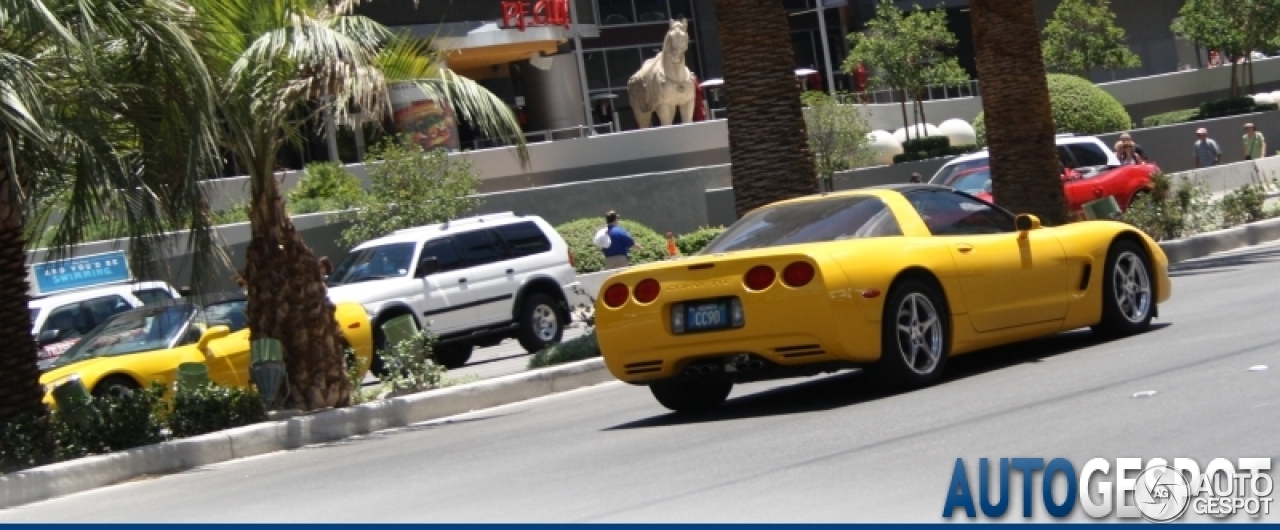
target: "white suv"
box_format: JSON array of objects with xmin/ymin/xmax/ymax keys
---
[
  {"xmin": 326, "ymin": 212, "xmax": 579, "ymax": 370},
  {"xmin": 929, "ymin": 134, "xmax": 1122, "ymax": 186}
]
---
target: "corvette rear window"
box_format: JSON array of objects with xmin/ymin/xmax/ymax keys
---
[{"xmin": 700, "ymin": 196, "xmax": 901, "ymax": 254}]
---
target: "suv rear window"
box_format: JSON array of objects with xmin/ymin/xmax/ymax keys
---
[
  {"xmin": 496, "ymin": 222, "xmax": 552, "ymax": 257},
  {"xmin": 701, "ymin": 196, "xmax": 902, "ymax": 254},
  {"xmin": 930, "ymin": 158, "xmax": 988, "ymax": 185},
  {"xmin": 1068, "ymin": 143, "xmax": 1110, "ymax": 168}
]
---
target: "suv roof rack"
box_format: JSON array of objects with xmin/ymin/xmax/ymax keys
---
[{"xmin": 392, "ymin": 212, "xmax": 518, "ymax": 235}]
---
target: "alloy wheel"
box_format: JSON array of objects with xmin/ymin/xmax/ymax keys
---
[
  {"xmin": 1112, "ymin": 251, "xmax": 1152, "ymax": 323},
  {"xmin": 895, "ymin": 293, "xmax": 944, "ymax": 375}
]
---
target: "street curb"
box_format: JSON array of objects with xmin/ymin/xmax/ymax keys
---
[
  {"xmin": 0, "ymin": 357, "xmax": 612, "ymax": 511},
  {"xmin": 1158, "ymin": 217, "xmax": 1280, "ymax": 265}
]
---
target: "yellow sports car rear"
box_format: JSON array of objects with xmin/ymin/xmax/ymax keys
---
[{"xmin": 594, "ymin": 185, "xmax": 1171, "ymax": 413}]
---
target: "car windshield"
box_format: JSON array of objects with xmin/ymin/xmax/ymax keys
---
[
  {"xmin": 327, "ymin": 243, "xmax": 416, "ymax": 286},
  {"xmin": 28, "ymin": 307, "xmax": 39, "ymax": 330},
  {"xmin": 52, "ymin": 304, "xmax": 196, "ymax": 368},
  {"xmin": 699, "ymin": 196, "xmax": 901, "ymax": 254},
  {"xmin": 945, "ymin": 168, "xmax": 992, "ymax": 195},
  {"xmin": 930, "ymin": 158, "xmax": 988, "ymax": 185}
]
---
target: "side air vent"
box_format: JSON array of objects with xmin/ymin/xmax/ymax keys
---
[
  {"xmin": 625, "ymin": 360, "xmax": 663, "ymax": 375},
  {"xmin": 774, "ymin": 344, "xmax": 826, "ymax": 358},
  {"xmin": 1078, "ymin": 264, "xmax": 1092, "ymax": 291}
]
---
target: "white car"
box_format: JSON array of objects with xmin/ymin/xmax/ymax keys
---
[
  {"xmin": 326, "ymin": 212, "xmax": 580, "ymax": 370},
  {"xmin": 30, "ymin": 280, "xmax": 181, "ymax": 368},
  {"xmin": 929, "ymin": 134, "xmax": 1122, "ymax": 186}
]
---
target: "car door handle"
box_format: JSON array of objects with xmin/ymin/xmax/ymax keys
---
[
  {"xmin": 1093, "ymin": 188, "xmax": 1104, "ymax": 197},
  {"xmin": 506, "ymin": 268, "xmax": 514, "ymax": 274},
  {"xmin": 459, "ymin": 278, "xmax": 467, "ymax": 283},
  {"xmin": 955, "ymin": 244, "xmax": 974, "ymax": 253}
]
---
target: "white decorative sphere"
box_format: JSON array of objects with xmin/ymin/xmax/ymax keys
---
[
  {"xmin": 938, "ymin": 119, "xmax": 977, "ymax": 147},
  {"xmin": 893, "ymin": 123, "xmax": 940, "ymax": 144},
  {"xmin": 1270, "ymin": 90, "xmax": 1280, "ymax": 103},
  {"xmin": 867, "ymin": 130, "xmax": 903, "ymax": 166},
  {"xmin": 1253, "ymin": 93, "xmax": 1275, "ymax": 105}
]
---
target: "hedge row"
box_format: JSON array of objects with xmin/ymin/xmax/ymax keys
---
[{"xmin": 554, "ymin": 220, "xmax": 726, "ymax": 274}]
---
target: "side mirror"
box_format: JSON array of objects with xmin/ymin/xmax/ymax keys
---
[
  {"xmin": 415, "ymin": 257, "xmax": 440, "ymax": 278},
  {"xmin": 1015, "ymin": 214, "xmax": 1042, "ymax": 233},
  {"xmin": 36, "ymin": 329, "xmax": 61, "ymax": 346},
  {"xmin": 197, "ymin": 325, "xmax": 232, "ymax": 355}
]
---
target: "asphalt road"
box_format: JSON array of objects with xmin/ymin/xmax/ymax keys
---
[{"xmin": 4, "ymin": 241, "xmax": 1280, "ymax": 522}]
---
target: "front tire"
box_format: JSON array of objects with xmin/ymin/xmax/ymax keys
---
[
  {"xmin": 869, "ymin": 277, "xmax": 950, "ymax": 390},
  {"xmin": 517, "ymin": 293, "xmax": 564, "ymax": 353},
  {"xmin": 1092, "ymin": 239, "xmax": 1155, "ymax": 338},
  {"xmin": 432, "ymin": 343, "xmax": 473, "ymax": 369},
  {"xmin": 649, "ymin": 378, "xmax": 733, "ymax": 413},
  {"xmin": 93, "ymin": 375, "xmax": 140, "ymax": 400}
]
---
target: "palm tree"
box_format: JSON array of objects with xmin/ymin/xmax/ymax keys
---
[
  {"xmin": 713, "ymin": 0, "xmax": 818, "ymax": 217},
  {"xmin": 0, "ymin": 0, "xmax": 222, "ymax": 423},
  {"xmin": 188, "ymin": 0, "xmax": 526, "ymax": 411},
  {"xmin": 969, "ymin": 0, "xmax": 1068, "ymax": 225}
]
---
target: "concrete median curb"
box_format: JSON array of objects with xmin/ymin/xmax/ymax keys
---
[
  {"xmin": 1158, "ymin": 217, "xmax": 1280, "ymax": 265},
  {"xmin": 0, "ymin": 357, "xmax": 612, "ymax": 511}
]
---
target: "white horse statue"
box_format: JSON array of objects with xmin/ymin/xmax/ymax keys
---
[{"xmin": 627, "ymin": 19, "xmax": 696, "ymax": 129}]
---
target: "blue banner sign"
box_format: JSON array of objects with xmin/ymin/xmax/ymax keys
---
[{"xmin": 32, "ymin": 250, "xmax": 132, "ymax": 295}]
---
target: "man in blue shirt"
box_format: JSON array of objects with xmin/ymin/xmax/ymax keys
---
[{"xmin": 603, "ymin": 211, "xmax": 638, "ymax": 270}]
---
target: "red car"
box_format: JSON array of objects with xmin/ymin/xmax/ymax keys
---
[{"xmin": 942, "ymin": 163, "xmax": 1159, "ymax": 215}]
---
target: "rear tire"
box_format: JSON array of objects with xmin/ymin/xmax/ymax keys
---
[
  {"xmin": 1092, "ymin": 240, "xmax": 1154, "ymax": 338},
  {"xmin": 649, "ymin": 378, "xmax": 733, "ymax": 413},
  {"xmin": 93, "ymin": 375, "xmax": 140, "ymax": 400},
  {"xmin": 432, "ymin": 342, "xmax": 473, "ymax": 369},
  {"xmin": 868, "ymin": 277, "xmax": 950, "ymax": 390},
  {"xmin": 517, "ymin": 293, "xmax": 564, "ymax": 353}
]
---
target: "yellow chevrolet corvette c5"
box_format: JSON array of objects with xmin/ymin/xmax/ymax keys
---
[
  {"xmin": 595, "ymin": 184, "xmax": 1171, "ymax": 413},
  {"xmin": 39, "ymin": 295, "xmax": 374, "ymax": 407}
]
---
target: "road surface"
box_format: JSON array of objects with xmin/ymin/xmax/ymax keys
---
[{"xmin": 4, "ymin": 241, "xmax": 1279, "ymax": 522}]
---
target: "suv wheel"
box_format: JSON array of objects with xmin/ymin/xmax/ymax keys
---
[
  {"xmin": 432, "ymin": 343, "xmax": 473, "ymax": 369},
  {"xmin": 517, "ymin": 293, "xmax": 563, "ymax": 353}
]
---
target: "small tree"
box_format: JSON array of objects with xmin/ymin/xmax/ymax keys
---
[
  {"xmin": 1041, "ymin": 0, "xmax": 1141, "ymax": 78},
  {"xmin": 844, "ymin": 1, "xmax": 969, "ymax": 139},
  {"xmin": 1174, "ymin": 0, "xmax": 1280, "ymax": 96},
  {"xmin": 339, "ymin": 136, "xmax": 482, "ymax": 248},
  {"xmin": 802, "ymin": 91, "xmax": 872, "ymax": 192}
]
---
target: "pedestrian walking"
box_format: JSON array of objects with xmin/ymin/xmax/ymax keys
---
[
  {"xmin": 665, "ymin": 232, "xmax": 679, "ymax": 258},
  {"xmin": 1242, "ymin": 123, "xmax": 1267, "ymax": 161},
  {"xmin": 1115, "ymin": 133, "xmax": 1146, "ymax": 165},
  {"xmin": 909, "ymin": 172, "xmax": 923, "ymax": 183},
  {"xmin": 599, "ymin": 211, "xmax": 638, "ymax": 270},
  {"xmin": 318, "ymin": 256, "xmax": 334, "ymax": 279},
  {"xmin": 1193, "ymin": 128, "xmax": 1221, "ymax": 168}
]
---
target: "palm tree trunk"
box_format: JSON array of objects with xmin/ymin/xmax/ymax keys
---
[
  {"xmin": 243, "ymin": 171, "xmax": 351, "ymax": 411},
  {"xmin": 0, "ymin": 166, "xmax": 46, "ymax": 423},
  {"xmin": 970, "ymin": 0, "xmax": 1067, "ymax": 225},
  {"xmin": 714, "ymin": 0, "xmax": 818, "ymax": 216}
]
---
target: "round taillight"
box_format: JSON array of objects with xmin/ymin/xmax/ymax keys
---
[
  {"xmin": 634, "ymin": 279, "xmax": 661, "ymax": 304},
  {"xmin": 782, "ymin": 262, "xmax": 815, "ymax": 287},
  {"xmin": 744, "ymin": 265, "xmax": 776, "ymax": 291},
  {"xmin": 603, "ymin": 283, "xmax": 630, "ymax": 308}
]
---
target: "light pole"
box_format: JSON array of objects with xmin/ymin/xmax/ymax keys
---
[
  {"xmin": 797, "ymin": 0, "xmax": 847, "ymax": 95},
  {"xmin": 569, "ymin": 0, "xmax": 596, "ymax": 136}
]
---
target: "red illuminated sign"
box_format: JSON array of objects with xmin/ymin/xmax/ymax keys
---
[{"xmin": 501, "ymin": 0, "xmax": 570, "ymax": 31}]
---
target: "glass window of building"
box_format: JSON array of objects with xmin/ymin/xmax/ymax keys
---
[
  {"xmin": 584, "ymin": 51, "xmax": 609, "ymax": 90},
  {"xmin": 633, "ymin": 0, "xmax": 669, "ymax": 22},
  {"xmin": 668, "ymin": 0, "xmax": 693, "ymax": 19},
  {"xmin": 607, "ymin": 48, "xmax": 643, "ymax": 87},
  {"xmin": 599, "ymin": 0, "xmax": 634, "ymax": 25}
]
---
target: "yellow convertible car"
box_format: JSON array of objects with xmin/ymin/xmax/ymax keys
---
[
  {"xmin": 39, "ymin": 295, "xmax": 374, "ymax": 406},
  {"xmin": 595, "ymin": 184, "xmax": 1171, "ymax": 413}
]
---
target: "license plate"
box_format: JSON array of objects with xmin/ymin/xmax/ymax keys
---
[{"xmin": 684, "ymin": 301, "xmax": 730, "ymax": 332}]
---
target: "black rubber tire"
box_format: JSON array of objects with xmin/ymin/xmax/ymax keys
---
[
  {"xmin": 1091, "ymin": 239, "xmax": 1155, "ymax": 338},
  {"xmin": 868, "ymin": 277, "xmax": 951, "ymax": 390},
  {"xmin": 93, "ymin": 375, "xmax": 140, "ymax": 400},
  {"xmin": 432, "ymin": 342, "xmax": 474, "ymax": 369},
  {"xmin": 516, "ymin": 293, "xmax": 564, "ymax": 353},
  {"xmin": 370, "ymin": 326, "xmax": 389, "ymax": 376},
  {"xmin": 649, "ymin": 378, "xmax": 733, "ymax": 413}
]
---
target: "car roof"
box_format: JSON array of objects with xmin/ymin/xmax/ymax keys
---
[
  {"xmin": 941, "ymin": 134, "xmax": 1102, "ymax": 166},
  {"xmin": 28, "ymin": 280, "xmax": 174, "ymax": 309},
  {"xmin": 351, "ymin": 212, "xmax": 542, "ymax": 249},
  {"xmin": 761, "ymin": 184, "xmax": 950, "ymax": 209}
]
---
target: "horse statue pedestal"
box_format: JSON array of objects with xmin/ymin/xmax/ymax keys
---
[{"xmin": 627, "ymin": 19, "xmax": 696, "ymax": 129}]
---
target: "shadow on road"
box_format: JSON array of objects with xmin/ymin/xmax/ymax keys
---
[
  {"xmin": 604, "ymin": 324, "xmax": 1171, "ymax": 430},
  {"xmin": 1169, "ymin": 246, "xmax": 1280, "ymax": 277}
]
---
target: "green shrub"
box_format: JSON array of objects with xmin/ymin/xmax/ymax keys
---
[
  {"xmin": 1142, "ymin": 108, "xmax": 1199, "ymax": 128},
  {"xmin": 528, "ymin": 331, "xmax": 600, "ymax": 369},
  {"xmin": 974, "ymin": 73, "xmax": 1131, "ymax": 145},
  {"xmin": 676, "ymin": 226, "xmax": 727, "ymax": 255},
  {"xmin": 1, "ymin": 384, "xmax": 169, "ymax": 472},
  {"xmin": 289, "ymin": 162, "xmax": 364, "ymax": 214},
  {"xmin": 555, "ymin": 218, "xmax": 667, "ymax": 274},
  {"xmin": 1120, "ymin": 173, "xmax": 1219, "ymax": 240},
  {"xmin": 1220, "ymin": 184, "xmax": 1268, "ymax": 227},
  {"xmin": 377, "ymin": 330, "xmax": 446, "ymax": 395},
  {"xmin": 901, "ymin": 136, "xmax": 951, "ymax": 153},
  {"xmin": 165, "ymin": 383, "xmax": 267, "ymax": 439}
]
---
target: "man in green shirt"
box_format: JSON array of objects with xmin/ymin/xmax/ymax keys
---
[{"xmin": 1243, "ymin": 123, "xmax": 1267, "ymax": 160}]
